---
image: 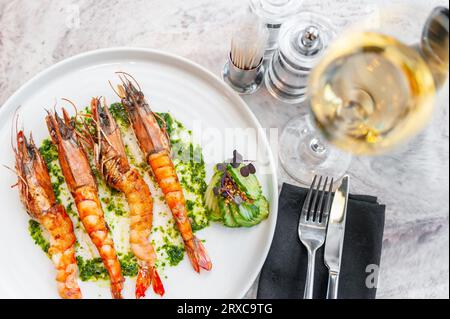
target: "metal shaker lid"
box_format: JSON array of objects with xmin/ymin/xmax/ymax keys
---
[
  {"xmin": 278, "ymin": 12, "xmax": 336, "ymax": 70},
  {"xmin": 249, "ymin": 0, "xmax": 303, "ymax": 25}
]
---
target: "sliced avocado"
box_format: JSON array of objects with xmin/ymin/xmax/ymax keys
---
[
  {"xmin": 205, "ymin": 160, "xmax": 270, "ymax": 228},
  {"xmin": 234, "ymin": 196, "xmax": 269, "ymax": 227},
  {"xmin": 204, "ymin": 170, "xmax": 222, "ymax": 221},
  {"xmin": 239, "ymin": 201, "xmax": 259, "ymax": 222},
  {"xmin": 227, "ymin": 164, "xmax": 262, "ymax": 200},
  {"xmin": 230, "ymin": 202, "xmax": 257, "ymax": 227},
  {"xmin": 219, "ymin": 199, "xmax": 240, "ymax": 228},
  {"xmin": 251, "ymin": 196, "xmax": 270, "ymax": 223}
]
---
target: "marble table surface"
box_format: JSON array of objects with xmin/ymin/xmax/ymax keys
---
[{"xmin": 1, "ymin": 0, "xmax": 448, "ymax": 299}]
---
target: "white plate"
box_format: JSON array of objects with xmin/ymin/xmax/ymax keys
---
[{"xmin": 0, "ymin": 48, "xmax": 278, "ymax": 299}]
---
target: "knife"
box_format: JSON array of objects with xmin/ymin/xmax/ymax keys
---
[{"xmin": 324, "ymin": 175, "xmax": 350, "ymax": 299}]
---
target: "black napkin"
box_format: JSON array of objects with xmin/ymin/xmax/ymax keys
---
[{"xmin": 257, "ymin": 183, "xmax": 385, "ymax": 299}]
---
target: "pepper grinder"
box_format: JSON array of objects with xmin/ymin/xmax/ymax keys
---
[{"xmin": 265, "ymin": 12, "xmax": 336, "ymax": 104}]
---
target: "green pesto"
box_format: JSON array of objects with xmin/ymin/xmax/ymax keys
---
[
  {"xmin": 28, "ymin": 220, "xmax": 50, "ymax": 255},
  {"xmin": 33, "ymin": 107, "xmax": 210, "ymax": 279},
  {"xmin": 124, "ymin": 144, "xmax": 137, "ymax": 166},
  {"xmin": 118, "ymin": 252, "xmax": 139, "ymax": 277},
  {"xmin": 109, "ymin": 103, "xmax": 130, "ymax": 128},
  {"xmin": 154, "ymin": 112, "xmax": 209, "ymax": 232},
  {"xmin": 76, "ymin": 252, "xmax": 139, "ymax": 282},
  {"xmin": 160, "ymin": 220, "xmax": 182, "ymax": 242},
  {"xmin": 163, "ymin": 244, "xmax": 184, "ymax": 266},
  {"xmin": 105, "ymin": 199, "xmax": 128, "ymax": 217},
  {"xmin": 76, "ymin": 256, "xmax": 108, "ymax": 281},
  {"xmin": 39, "ymin": 139, "xmax": 65, "ymax": 203},
  {"xmin": 186, "ymin": 200, "xmax": 195, "ymax": 211},
  {"xmin": 100, "ymin": 187, "xmax": 127, "ymax": 217},
  {"xmin": 91, "ymin": 167, "xmax": 102, "ymax": 182},
  {"xmin": 65, "ymin": 202, "xmax": 77, "ymax": 218},
  {"xmin": 138, "ymin": 161, "xmax": 150, "ymax": 172},
  {"xmin": 109, "ymin": 187, "xmax": 121, "ymax": 197},
  {"xmin": 73, "ymin": 107, "xmax": 94, "ymax": 135},
  {"xmin": 39, "ymin": 139, "xmax": 58, "ymax": 165},
  {"xmin": 49, "ymin": 164, "xmax": 65, "ymax": 203},
  {"xmin": 155, "ymin": 112, "xmax": 175, "ymax": 136},
  {"xmin": 188, "ymin": 214, "xmax": 205, "ymax": 232}
]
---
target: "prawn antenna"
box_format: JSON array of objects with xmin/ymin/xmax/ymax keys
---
[
  {"xmin": 61, "ymin": 98, "xmax": 79, "ymax": 122},
  {"xmin": 109, "ymin": 80, "xmax": 122, "ymax": 98},
  {"xmin": 115, "ymin": 71, "xmax": 142, "ymax": 92}
]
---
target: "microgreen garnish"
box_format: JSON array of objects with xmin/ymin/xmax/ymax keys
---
[
  {"xmin": 216, "ymin": 163, "xmax": 227, "ymax": 172},
  {"xmin": 217, "ymin": 150, "xmax": 257, "ymax": 177},
  {"xmin": 240, "ymin": 165, "xmax": 250, "ymax": 177},
  {"xmin": 232, "ymin": 150, "xmax": 243, "ymax": 167},
  {"xmin": 230, "ymin": 150, "xmax": 256, "ymax": 177},
  {"xmin": 212, "ymin": 149, "xmax": 258, "ymax": 205},
  {"xmin": 213, "ymin": 172, "xmax": 248, "ymax": 205}
]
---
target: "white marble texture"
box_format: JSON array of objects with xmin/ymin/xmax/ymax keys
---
[{"xmin": 0, "ymin": 0, "xmax": 448, "ymax": 298}]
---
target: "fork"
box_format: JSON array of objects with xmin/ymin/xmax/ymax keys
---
[{"xmin": 298, "ymin": 175, "xmax": 334, "ymax": 299}]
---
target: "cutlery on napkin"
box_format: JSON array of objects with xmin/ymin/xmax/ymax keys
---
[{"xmin": 257, "ymin": 183, "xmax": 385, "ymax": 299}]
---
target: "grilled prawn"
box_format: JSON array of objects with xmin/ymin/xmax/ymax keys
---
[
  {"xmin": 13, "ymin": 130, "xmax": 81, "ymax": 299},
  {"xmin": 113, "ymin": 73, "xmax": 212, "ymax": 273},
  {"xmin": 89, "ymin": 97, "xmax": 164, "ymax": 298},
  {"xmin": 46, "ymin": 108, "xmax": 124, "ymax": 299}
]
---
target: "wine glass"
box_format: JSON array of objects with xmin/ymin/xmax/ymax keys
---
[{"xmin": 279, "ymin": 6, "xmax": 449, "ymax": 184}]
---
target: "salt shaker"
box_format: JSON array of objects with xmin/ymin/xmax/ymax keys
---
[{"xmin": 265, "ymin": 12, "xmax": 336, "ymax": 104}]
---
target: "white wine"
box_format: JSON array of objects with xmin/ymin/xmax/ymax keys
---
[{"xmin": 309, "ymin": 32, "xmax": 438, "ymax": 155}]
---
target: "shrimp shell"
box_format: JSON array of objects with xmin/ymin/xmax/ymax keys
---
[
  {"xmin": 89, "ymin": 97, "xmax": 164, "ymax": 298},
  {"xmin": 14, "ymin": 130, "xmax": 81, "ymax": 299},
  {"xmin": 114, "ymin": 74, "xmax": 212, "ymax": 273},
  {"xmin": 46, "ymin": 108, "xmax": 124, "ymax": 299}
]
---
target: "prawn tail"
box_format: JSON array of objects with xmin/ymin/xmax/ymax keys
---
[
  {"xmin": 186, "ymin": 236, "xmax": 212, "ymax": 273},
  {"xmin": 136, "ymin": 266, "xmax": 165, "ymax": 299},
  {"xmin": 111, "ymin": 281, "xmax": 124, "ymax": 299},
  {"xmin": 56, "ymin": 263, "xmax": 82, "ymax": 299},
  {"xmin": 58, "ymin": 285, "xmax": 83, "ymax": 299},
  {"xmin": 151, "ymin": 267, "xmax": 165, "ymax": 296},
  {"xmin": 194, "ymin": 236, "xmax": 212, "ymax": 271}
]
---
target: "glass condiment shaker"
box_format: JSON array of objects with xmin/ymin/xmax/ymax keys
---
[
  {"xmin": 249, "ymin": 0, "xmax": 303, "ymax": 59},
  {"xmin": 265, "ymin": 12, "xmax": 336, "ymax": 104}
]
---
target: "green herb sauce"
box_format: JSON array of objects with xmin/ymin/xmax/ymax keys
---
[
  {"xmin": 39, "ymin": 139, "xmax": 65, "ymax": 203},
  {"xmin": 155, "ymin": 113, "xmax": 209, "ymax": 232},
  {"xmin": 29, "ymin": 104, "xmax": 210, "ymax": 283},
  {"xmin": 39, "ymin": 139, "xmax": 58, "ymax": 164},
  {"xmin": 118, "ymin": 252, "xmax": 139, "ymax": 277},
  {"xmin": 162, "ymin": 244, "xmax": 184, "ymax": 266},
  {"xmin": 102, "ymin": 196, "xmax": 128, "ymax": 217},
  {"xmin": 65, "ymin": 202, "xmax": 77, "ymax": 218},
  {"xmin": 28, "ymin": 220, "xmax": 50, "ymax": 255},
  {"xmin": 76, "ymin": 256, "xmax": 109, "ymax": 281},
  {"xmin": 76, "ymin": 252, "xmax": 139, "ymax": 281},
  {"xmin": 109, "ymin": 103, "xmax": 130, "ymax": 128},
  {"xmin": 155, "ymin": 112, "xmax": 175, "ymax": 136}
]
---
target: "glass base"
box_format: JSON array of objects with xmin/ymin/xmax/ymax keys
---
[{"xmin": 279, "ymin": 115, "xmax": 352, "ymax": 185}]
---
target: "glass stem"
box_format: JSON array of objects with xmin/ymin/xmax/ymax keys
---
[
  {"xmin": 305, "ymin": 113, "xmax": 328, "ymax": 158},
  {"xmin": 310, "ymin": 138, "xmax": 327, "ymax": 155}
]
